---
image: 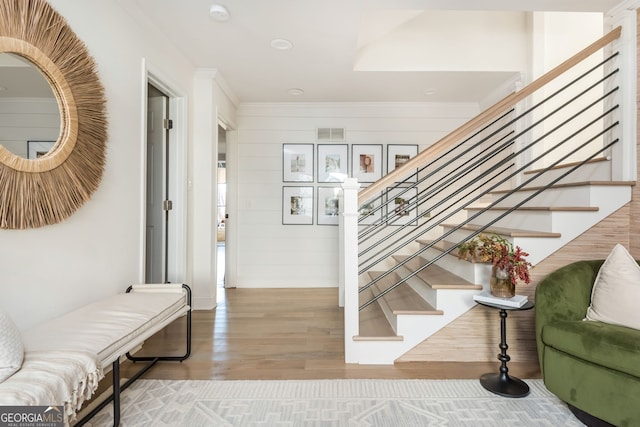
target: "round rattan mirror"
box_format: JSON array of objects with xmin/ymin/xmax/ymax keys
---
[{"xmin": 0, "ymin": 0, "xmax": 107, "ymax": 229}]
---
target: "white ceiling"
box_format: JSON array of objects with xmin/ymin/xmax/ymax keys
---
[
  {"xmin": 123, "ymin": 0, "xmax": 622, "ymax": 104},
  {"xmin": 0, "ymin": 0, "xmax": 623, "ymax": 103}
]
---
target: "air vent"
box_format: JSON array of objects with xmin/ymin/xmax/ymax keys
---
[{"xmin": 317, "ymin": 128, "xmax": 345, "ymax": 141}]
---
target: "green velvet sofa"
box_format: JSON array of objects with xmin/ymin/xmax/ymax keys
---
[{"xmin": 535, "ymin": 260, "xmax": 640, "ymax": 427}]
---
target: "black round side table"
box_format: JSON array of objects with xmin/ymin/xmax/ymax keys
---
[{"xmin": 476, "ymin": 299, "xmax": 535, "ymax": 398}]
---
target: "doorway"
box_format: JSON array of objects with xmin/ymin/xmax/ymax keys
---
[
  {"xmin": 145, "ymin": 84, "xmax": 169, "ymax": 283},
  {"xmin": 217, "ymin": 124, "xmax": 227, "ymax": 290},
  {"xmin": 142, "ymin": 65, "xmax": 187, "ymax": 286}
]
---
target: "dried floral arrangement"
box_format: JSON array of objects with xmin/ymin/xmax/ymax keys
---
[{"xmin": 457, "ymin": 233, "xmax": 532, "ymax": 285}]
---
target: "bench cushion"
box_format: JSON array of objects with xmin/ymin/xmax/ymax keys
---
[
  {"xmin": 542, "ymin": 319, "xmax": 640, "ymax": 378},
  {"xmin": 21, "ymin": 291, "xmax": 188, "ymax": 368}
]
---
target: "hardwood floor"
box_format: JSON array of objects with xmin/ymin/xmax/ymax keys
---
[{"xmin": 120, "ymin": 287, "xmax": 541, "ymax": 381}]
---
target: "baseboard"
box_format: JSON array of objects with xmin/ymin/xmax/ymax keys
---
[{"xmin": 192, "ymin": 296, "xmax": 216, "ymax": 310}]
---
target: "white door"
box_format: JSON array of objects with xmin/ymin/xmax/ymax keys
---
[{"xmin": 145, "ymin": 84, "xmax": 169, "ymax": 283}]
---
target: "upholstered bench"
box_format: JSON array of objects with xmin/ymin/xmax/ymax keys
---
[{"xmin": 0, "ymin": 284, "xmax": 191, "ymax": 426}]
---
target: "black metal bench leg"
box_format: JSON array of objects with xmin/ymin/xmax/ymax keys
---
[
  {"xmin": 112, "ymin": 360, "xmax": 120, "ymax": 427},
  {"xmin": 75, "ymin": 360, "xmax": 123, "ymax": 427}
]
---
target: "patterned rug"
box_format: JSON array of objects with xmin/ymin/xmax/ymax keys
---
[{"xmin": 84, "ymin": 379, "xmax": 581, "ymax": 426}]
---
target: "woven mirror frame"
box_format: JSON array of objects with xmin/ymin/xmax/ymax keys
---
[{"xmin": 0, "ymin": 0, "xmax": 107, "ymax": 229}]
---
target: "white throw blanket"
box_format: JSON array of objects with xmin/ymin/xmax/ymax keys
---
[{"xmin": 0, "ymin": 350, "xmax": 103, "ymax": 425}]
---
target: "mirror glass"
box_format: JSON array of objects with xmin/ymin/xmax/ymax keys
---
[{"xmin": 0, "ymin": 53, "xmax": 60, "ymax": 158}]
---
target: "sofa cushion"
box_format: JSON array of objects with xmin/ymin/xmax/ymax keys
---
[
  {"xmin": 585, "ymin": 244, "xmax": 640, "ymax": 331},
  {"xmin": 542, "ymin": 319, "xmax": 640, "ymax": 378},
  {"xmin": 0, "ymin": 309, "xmax": 24, "ymax": 383}
]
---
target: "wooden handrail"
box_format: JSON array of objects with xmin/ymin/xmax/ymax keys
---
[{"xmin": 358, "ymin": 26, "xmax": 622, "ymax": 205}]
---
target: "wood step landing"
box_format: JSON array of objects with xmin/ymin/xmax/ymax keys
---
[{"xmin": 392, "ymin": 254, "xmax": 482, "ymax": 290}]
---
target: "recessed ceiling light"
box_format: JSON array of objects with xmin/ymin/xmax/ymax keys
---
[
  {"xmin": 271, "ymin": 38, "xmax": 293, "ymax": 50},
  {"xmin": 209, "ymin": 4, "xmax": 230, "ymax": 22},
  {"xmin": 287, "ymin": 88, "xmax": 304, "ymax": 96}
]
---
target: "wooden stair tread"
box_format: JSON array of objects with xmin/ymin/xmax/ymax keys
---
[
  {"xmin": 416, "ymin": 239, "xmax": 458, "ymax": 254},
  {"xmin": 357, "ymin": 298, "xmax": 399, "ymax": 339},
  {"xmin": 490, "ymin": 180, "xmax": 635, "ymax": 194},
  {"xmin": 367, "ymin": 271, "xmax": 442, "ymax": 315},
  {"xmin": 392, "ymin": 255, "xmax": 481, "ymax": 290},
  {"xmin": 441, "ymin": 223, "xmax": 561, "ymax": 238},
  {"xmin": 465, "ymin": 206, "xmax": 599, "ymax": 212}
]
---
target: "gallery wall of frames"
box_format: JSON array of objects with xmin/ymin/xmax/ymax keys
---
[{"xmin": 282, "ymin": 143, "xmax": 418, "ymax": 226}]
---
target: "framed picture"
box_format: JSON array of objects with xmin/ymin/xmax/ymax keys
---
[
  {"xmin": 358, "ymin": 193, "xmax": 383, "ymax": 226},
  {"xmin": 386, "ymin": 187, "xmax": 418, "ymax": 226},
  {"xmin": 317, "ymin": 187, "xmax": 341, "ymax": 225},
  {"xmin": 27, "ymin": 140, "xmax": 55, "ymax": 159},
  {"xmin": 387, "ymin": 144, "xmax": 418, "ymax": 182},
  {"xmin": 283, "ymin": 144, "xmax": 314, "ymax": 182},
  {"xmin": 283, "ymin": 186, "xmax": 314, "ymax": 225},
  {"xmin": 317, "ymin": 144, "xmax": 348, "ymax": 182},
  {"xmin": 352, "ymin": 144, "xmax": 382, "ymax": 183}
]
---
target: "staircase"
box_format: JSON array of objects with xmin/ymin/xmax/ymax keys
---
[
  {"xmin": 353, "ymin": 166, "xmax": 632, "ymax": 364},
  {"xmin": 339, "ymin": 26, "xmax": 636, "ymax": 364}
]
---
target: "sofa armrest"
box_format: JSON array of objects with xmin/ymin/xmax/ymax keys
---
[{"xmin": 535, "ymin": 260, "xmax": 603, "ymax": 372}]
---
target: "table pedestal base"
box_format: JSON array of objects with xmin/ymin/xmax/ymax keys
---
[{"xmin": 480, "ymin": 372, "xmax": 530, "ymax": 398}]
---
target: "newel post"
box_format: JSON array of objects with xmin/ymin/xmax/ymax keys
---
[
  {"xmin": 608, "ymin": 10, "xmax": 637, "ymax": 181},
  {"xmin": 340, "ymin": 178, "xmax": 360, "ymax": 363}
]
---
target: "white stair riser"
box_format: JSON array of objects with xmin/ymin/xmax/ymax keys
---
[
  {"xmin": 440, "ymin": 227, "xmax": 514, "ymax": 246},
  {"xmin": 490, "ymin": 188, "xmax": 592, "ymax": 208},
  {"xmin": 417, "ymin": 247, "xmax": 489, "ymax": 285},
  {"xmin": 521, "ymin": 160, "xmax": 611, "ymax": 188},
  {"xmin": 466, "ymin": 209, "xmax": 586, "ymax": 232},
  {"xmin": 489, "ymin": 184, "xmax": 628, "ymax": 208}
]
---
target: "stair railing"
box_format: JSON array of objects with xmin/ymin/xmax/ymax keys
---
[{"xmin": 340, "ymin": 26, "xmax": 626, "ymax": 362}]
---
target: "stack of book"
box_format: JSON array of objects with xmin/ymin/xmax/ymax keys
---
[{"xmin": 473, "ymin": 291, "xmax": 528, "ymax": 308}]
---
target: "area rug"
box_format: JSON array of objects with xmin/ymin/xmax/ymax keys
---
[{"xmin": 85, "ymin": 379, "xmax": 581, "ymax": 426}]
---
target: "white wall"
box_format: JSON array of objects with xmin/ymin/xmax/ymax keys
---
[
  {"xmin": 529, "ymin": 12, "xmax": 606, "ymax": 166},
  {"xmin": 0, "ymin": 0, "xmax": 195, "ymax": 330},
  {"xmin": 189, "ymin": 70, "xmax": 238, "ymax": 309},
  {"xmin": 531, "ymin": 12, "xmax": 604, "ymax": 76},
  {"xmin": 356, "ymin": 11, "xmax": 529, "ymax": 72},
  {"xmin": 234, "ymin": 102, "xmax": 479, "ymax": 288}
]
